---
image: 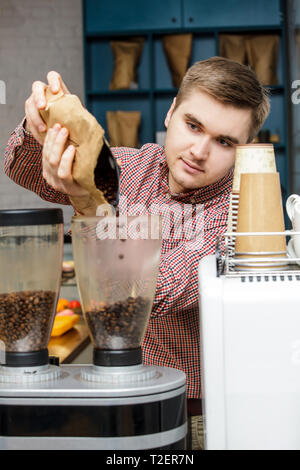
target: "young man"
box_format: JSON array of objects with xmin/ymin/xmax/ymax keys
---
[{"xmin": 4, "ymin": 57, "xmax": 270, "ymax": 449}]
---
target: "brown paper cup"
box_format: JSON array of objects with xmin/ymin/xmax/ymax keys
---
[
  {"xmin": 227, "ymin": 144, "xmax": 277, "ymax": 233},
  {"xmin": 235, "ymin": 173, "xmax": 287, "ymax": 270},
  {"xmin": 232, "ymin": 144, "xmax": 276, "ymax": 193}
]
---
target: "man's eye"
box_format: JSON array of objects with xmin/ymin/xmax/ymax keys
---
[
  {"xmin": 218, "ymin": 138, "xmax": 231, "ymax": 147},
  {"xmin": 187, "ymin": 122, "xmax": 199, "ymax": 131}
]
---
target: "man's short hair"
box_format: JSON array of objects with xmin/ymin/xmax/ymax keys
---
[{"xmin": 174, "ymin": 56, "xmax": 270, "ymax": 142}]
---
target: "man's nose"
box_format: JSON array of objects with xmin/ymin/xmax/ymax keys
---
[{"xmin": 190, "ymin": 135, "xmax": 210, "ymax": 160}]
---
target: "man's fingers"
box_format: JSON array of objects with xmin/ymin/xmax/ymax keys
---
[
  {"xmin": 25, "ymin": 96, "xmax": 47, "ymax": 133},
  {"xmin": 32, "ymin": 81, "xmax": 47, "ymax": 108},
  {"xmin": 43, "ymin": 124, "xmax": 65, "ymax": 165},
  {"xmin": 59, "ymin": 79, "xmax": 70, "ymax": 95},
  {"xmin": 43, "ymin": 125, "xmax": 58, "ymax": 161},
  {"xmin": 48, "ymin": 126, "xmax": 69, "ymax": 166},
  {"xmin": 47, "ymin": 71, "xmax": 61, "ymax": 93},
  {"xmin": 57, "ymin": 145, "xmax": 76, "ymax": 180},
  {"xmin": 42, "ymin": 140, "xmax": 87, "ymax": 197},
  {"xmin": 47, "ymin": 70, "xmax": 70, "ymax": 95},
  {"xmin": 25, "ymin": 114, "xmax": 44, "ymax": 145}
]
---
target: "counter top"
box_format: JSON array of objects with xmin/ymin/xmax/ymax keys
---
[{"xmin": 48, "ymin": 317, "xmax": 90, "ymax": 364}]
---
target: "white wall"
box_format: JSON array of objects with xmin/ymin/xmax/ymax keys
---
[{"xmin": 0, "ymin": 0, "xmax": 84, "ymax": 231}]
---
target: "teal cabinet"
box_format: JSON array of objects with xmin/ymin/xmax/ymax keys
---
[
  {"xmin": 183, "ymin": 0, "xmax": 282, "ymax": 28},
  {"xmin": 84, "ymin": 0, "xmax": 182, "ymax": 34}
]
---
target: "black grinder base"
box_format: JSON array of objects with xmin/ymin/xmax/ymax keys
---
[
  {"xmin": 2, "ymin": 349, "xmax": 49, "ymax": 367},
  {"xmin": 93, "ymin": 347, "xmax": 142, "ymax": 367}
]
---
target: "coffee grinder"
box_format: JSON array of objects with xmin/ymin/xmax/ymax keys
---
[
  {"xmin": 0, "ymin": 211, "xmax": 186, "ymax": 450},
  {"xmin": 0, "ymin": 209, "xmax": 64, "ymax": 379}
]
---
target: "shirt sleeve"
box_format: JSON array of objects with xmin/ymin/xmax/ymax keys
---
[
  {"xmin": 3, "ymin": 119, "xmax": 71, "ymax": 205},
  {"xmin": 110, "ymin": 145, "xmax": 139, "ymax": 178}
]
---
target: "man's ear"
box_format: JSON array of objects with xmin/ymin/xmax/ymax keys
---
[{"xmin": 164, "ymin": 97, "xmax": 176, "ymax": 129}]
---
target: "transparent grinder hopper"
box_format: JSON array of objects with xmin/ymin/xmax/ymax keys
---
[
  {"xmin": 71, "ymin": 214, "xmax": 162, "ymax": 383},
  {"xmin": 0, "ymin": 209, "xmax": 64, "ymax": 383}
]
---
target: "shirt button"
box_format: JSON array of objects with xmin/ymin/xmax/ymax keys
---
[{"xmin": 190, "ymin": 198, "xmax": 196, "ymax": 204}]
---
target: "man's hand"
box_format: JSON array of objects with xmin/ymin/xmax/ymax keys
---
[
  {"xmin": 42, "ymin": 122, "xmax": 89, "ymax": 198},
  {"xmin": 25, "ymin": 71, "xmax": 70, "ymax": 145}
]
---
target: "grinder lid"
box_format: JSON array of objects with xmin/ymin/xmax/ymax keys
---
[{"xmin": 0, "ymin": 208, "xmax": 63, "ymax": 226}]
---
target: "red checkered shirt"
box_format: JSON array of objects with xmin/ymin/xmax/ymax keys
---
[{"xmin": 4, "ymin": 122, "xmax": 233, "ymax": 398}]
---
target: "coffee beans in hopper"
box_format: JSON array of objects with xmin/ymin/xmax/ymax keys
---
[
  {"xmin": 0, "ymin": 290, "xmax": 56, "ymax": 352},
  {"xmin": 85, "ymin": 296, "xmax": 151, "ymax": 349}
]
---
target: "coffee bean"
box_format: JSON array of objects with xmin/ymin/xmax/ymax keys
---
[
  {"xmin": 85, "ymin": 296, "xmax": 151, "ymax": 349},
  {"xmin": 0, "ymin": 290, "xmax": 56, "ymax": 352},
  {"xmin": 94, "ymin": 173, "xmax": 118, "ymax": 205}
]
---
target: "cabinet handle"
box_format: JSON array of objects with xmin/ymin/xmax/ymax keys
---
[
  {"xmin": 189, "ymin": 17, "xmax": 194, "ymax": 22},
  {"xmin": 171, "ymin": 17, "xmax": 177, "ymax": 23}
]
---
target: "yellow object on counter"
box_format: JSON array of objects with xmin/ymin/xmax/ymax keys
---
[
  {"xmin": 51, "ymin": 314, "xmax": 80, "ymax": 337},
  {"xmin": 57, "ymin": 298, "xmax": 69, "ymax": 312}
]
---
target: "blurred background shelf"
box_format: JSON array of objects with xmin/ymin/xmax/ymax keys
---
[{"xmin": 83, "ymin": 0, "xmax": 290, "ymax": 200}]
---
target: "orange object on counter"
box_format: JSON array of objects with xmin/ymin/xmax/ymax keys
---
[
  {"xmin": 51, "ymin": 314, "xmax": 80, "ymax": 337},
  {"xmin": 57, "ymin": 298, "xmax": 69, "ymax": 312},
  {"xmin": 68, "ymin": 300, "xmax": 81, "ymax": 310},
  {"xmin": 68, "ymin": 300, "xmax": 82, "ymax": 314}
]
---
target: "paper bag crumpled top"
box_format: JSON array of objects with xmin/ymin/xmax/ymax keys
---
[{"xmin": 40, "ymin": 88, "xmax": 116, "ymax": 213}]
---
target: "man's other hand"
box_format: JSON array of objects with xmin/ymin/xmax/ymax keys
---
[{"xmin": 25, "ymin": 71, "xmax": 70, "ymax": 145}]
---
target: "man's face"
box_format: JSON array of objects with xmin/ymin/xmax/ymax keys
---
[{"xmin": 164, "ymin": 89, "xmax": 252, "ymax": 193}]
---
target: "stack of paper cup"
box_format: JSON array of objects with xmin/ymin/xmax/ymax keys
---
[
  {"xmin": 234, "ymin": 172, "xmax": 287, "ymax": 271},
  {"xmin": 228, "ymin": 144, "xmax": 277, "ymax": 233}
]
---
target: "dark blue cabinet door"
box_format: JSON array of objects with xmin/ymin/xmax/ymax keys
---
[
  {"xmin": 183, "ymin": 0, "xmax": 282, "ymax": 28},
  {"xmin": 85, "ymin": 0, "xmax": 182, "ymax": 33}
]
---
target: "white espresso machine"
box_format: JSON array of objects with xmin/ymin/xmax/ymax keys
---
[{"xmin": 198, "ymin": 231, "xmax": 300, "ymax": 450}]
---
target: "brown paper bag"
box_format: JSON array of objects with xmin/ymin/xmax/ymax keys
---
[
  {"xmin": 107, "ymin": 110, "xmax": 141, "ymax": 148},
  {"xmin": 245, "ymin": 35, "xmax": 279, "ymax": 85},
  {"xmin": 219, "ymin": 34, "xmax": 248, "ymax": 65},
  {"xmin": 39, "ymin": 88, "xmax": 113, "ymax": 214},
  {"xmin": 110, "ymin": 37, "xmax": 144, "ymax": 90},
  {"xmin": 106, "ymin": 111, "xmax": 119, "ymax": 147},
  {"xmin": 162, "ymin": 34, "xmax": 192, "ymax": 88}
]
